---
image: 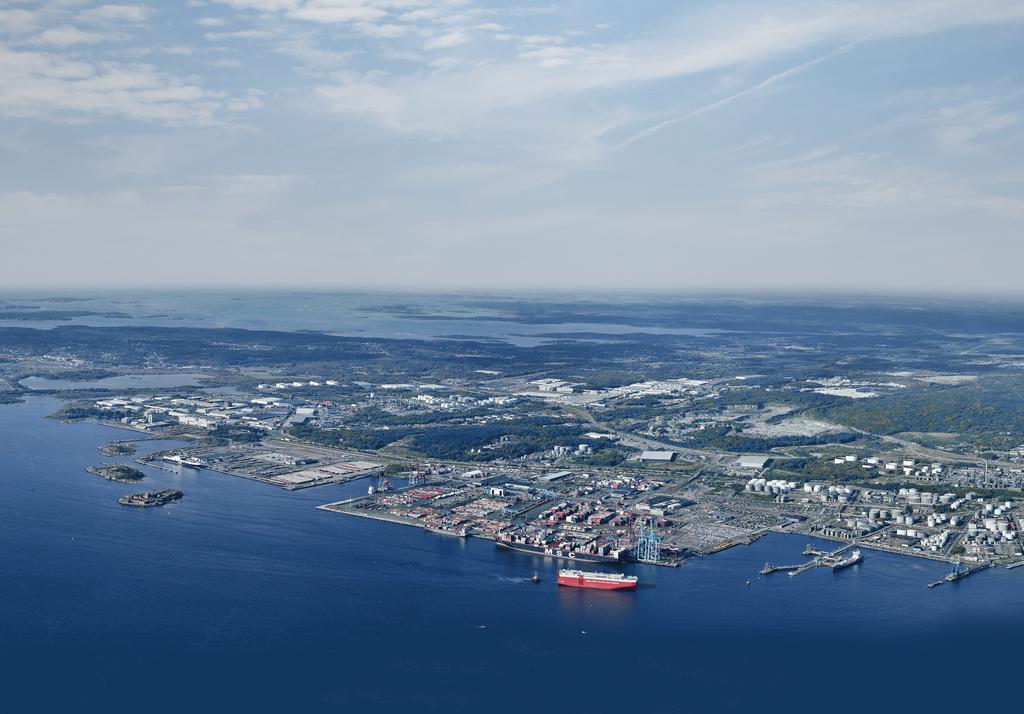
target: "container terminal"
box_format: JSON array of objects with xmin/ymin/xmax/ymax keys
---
[{"xmin": 317, "ymin": 461, "xmax": 1024, "ymax": 583}]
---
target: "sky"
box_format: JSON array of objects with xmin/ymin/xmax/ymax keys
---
[{"xmin": 1, "ymin": 0, "xmax": 1023, "ymax": 295}]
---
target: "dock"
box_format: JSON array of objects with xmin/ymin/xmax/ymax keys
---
[
  {"xmin": 927, "ymin": 561, "xmax": 991, "ymax": 588},
  {"xmin": 708, "ymin": 527, "xmax": 772, "ymax": 554},
  {"xmin": 760, "ymin": 562, "xmax": 802, "ymax": 575},
  {"xmin": 760, "ymin": 543, "xmax": 861, "ymax": 577},
  {"xmin": 803, "ymin": 543, "xmax": 854, "ymax": 558}
]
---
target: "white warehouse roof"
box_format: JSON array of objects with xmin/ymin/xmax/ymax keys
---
[{"xmin": 640, "ymin": 451, "xmax": 677, "ymax": 462}]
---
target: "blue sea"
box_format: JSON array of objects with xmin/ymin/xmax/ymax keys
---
[
  {"xmin": 0, "ymin": 292, "xmax": 721, "ymax": 346},
  {"xmin": 1, "ymin": 396, "xmax": 1021, "ymax": 713}
]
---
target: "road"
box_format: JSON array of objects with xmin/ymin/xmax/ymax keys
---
[{"xmin": 560, "ymin": 404, "xmax": 726, "ymax": 464}]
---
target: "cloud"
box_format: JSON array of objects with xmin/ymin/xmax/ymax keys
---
[
  {"xmin": 616, "ymin": 43, "xmax": 855, "ymax": 150},
  {"xmin": 739, "ymin": 143, "xmax": 1024, "ymax": 223},
  {"xmin": 423, "ymin": 28, "xmax": 467, "ymax": 50},
  {"xmin": 353, "ymin": 22, "xmax": 411, "ymax": 39},
  {"xmin": 77, "ymin": 4, "xmax": 151, "ymax": 24},
  {"xmin": 0, "ymin": 8, "xmax": 38, "ymax": 34},
  {"xmin": 312, "ymin": 0, "xmax": 1024, "ymax": 134},
  {"xmin": 288, "ymin": 4, "xmax": 387, "ymax": 25},
  {"xmin": 0, "ymin": 45, "xmax": 254, "ymax": 124},
  {"xmin": 216, "ymin": 0, "xmax": 300, "ymax": 11},
  {"xmin": 214, "ymin": 173, "xmax": 300, "ymax": 195},
  {"xmin": 886, "ymin": 84, "xmax": 1024, "ymax": 154},
  {"xmin": 204, "ymin": 29, "xmax": 276, "ymax": 40},
  {"xmin": 315, "ymin": 79, "xmax": 406, "ymax": 127},
  {"xmin": 2, "ymin": 0, "xmax": 1023, "ymax": 295},
  {"xmin": 214, "ymin": 0, "xmax": 469, "ymax": 26},
  {"xmin": 30, "ymin": 26, "xmax": 110, "ymax": 47},
  {"xmin": 935, "ymin": 99, "xmax": 1021, "ymax": 152}
]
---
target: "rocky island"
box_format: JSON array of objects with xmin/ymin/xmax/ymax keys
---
[
  {"xmin": 86, "ymin": 464, "xmax": 145, "ymax": 483},
  {"xmin": 98, "ymin": 441, "xmax": 138, "ymax": 456},
  {"xmin": 118, "ymin": 489, "xmax": 183, "ymax": 507}
]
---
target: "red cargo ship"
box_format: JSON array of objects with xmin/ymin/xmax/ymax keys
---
[{"xmin": 556, "ymin": 569, "xmax": 638, "ymax": 590}]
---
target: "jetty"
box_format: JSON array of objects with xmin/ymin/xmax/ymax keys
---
[
  {"xmin": 759, "ymin": 543, "xmax": 862, "ymax": 577},
  {"xmin": 760, "ymin": 562, "xmax": 802, "ymax": 575},
  {"xmin": 927, "ymin": 561, "xmax": 991, "ymax": 588}
]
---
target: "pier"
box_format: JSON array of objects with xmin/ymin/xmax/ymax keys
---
[
  {"xmin": 760, "ymin": 562, "xmax": 802, "ymax": 575},
  {"xmin": 927, "ymin": 561, "xmax": 992, "ymax": 588},
  {"xmin": 760, "ymin": 544, "xmax": 861, "ymax": 577},
  {"xmin": 802, "ymin": 543, "xmax": 854, "ymax": 558}
]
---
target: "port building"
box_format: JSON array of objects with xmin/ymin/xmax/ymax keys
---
[{"xmin": 640, "ymin": 451, "xmax": 677, "ymax": 462}]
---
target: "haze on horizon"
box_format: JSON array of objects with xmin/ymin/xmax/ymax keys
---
[{"xmin": 2, "ymin": 1, "xmax": 1023, "ymax": 295}]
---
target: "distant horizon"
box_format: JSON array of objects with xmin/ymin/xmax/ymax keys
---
[{"xmin": 4, "ymin": 285, "xmax": 1024, "ymax": 305}]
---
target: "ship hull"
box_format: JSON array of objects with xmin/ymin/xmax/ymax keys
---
[
  {"xmin": 832, "ymin": 551, "xmax": 863, "ymax": 571},
  {"xmin": 426, "ymin": 526, "xmax": 468, "ymax": 538},
  {"xmin": 495, "ymin": 540, "xmax": 621, "ymax": 564},
  {"xmin": 557, "ymin": 572, "xmax": 637, "ymax": 590}
]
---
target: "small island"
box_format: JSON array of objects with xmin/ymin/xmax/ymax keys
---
[
  {"xmin": 86, "ymin": 464, "xmax": 145, "ymax": 483},
  {"xmin": 118, "ymin": 489, "xmax": 183, "ymax": 508},
  {"xmin": 99, "ymin": 441, "xmax": 138, "ymax": 456}
]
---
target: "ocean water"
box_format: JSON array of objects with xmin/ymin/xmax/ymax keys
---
[
  {"xmin": 19, "ymin": 374, "xmax": 209, "ymax": 391},
  {"xmin": 0, "ymin": 292, "xmax": 720, "ymax": 346},
  {"xmin": 1, "ymin": 396, "xmax": 1021, "ymax": 713}
]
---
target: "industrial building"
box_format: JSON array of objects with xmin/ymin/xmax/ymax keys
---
[
  {"xmin": 736, "ymin": 455, "xmax": 771, "ymax": 469},
  {"xmin": 640, "ymin": 450, "xmax": 677, "ymax": 462}
]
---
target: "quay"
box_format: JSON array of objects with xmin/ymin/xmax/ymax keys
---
[
  {"xmin": 790, "ymin": 527, "xmax": 958, "ymax": 564},
  {"xmin": 709, "ymin": 527, "xmax": 773, "ymax": 554},
  {"xmin": 319, "ymin": 496, "xmax": 685, "ymax": 567},
  {"xmin": 317, "ymin": 500, "xmax": 429, "ymax": 533},
  {"xmin": 856, "ymin": 541, "xmax": 954, "ymax": 563}
]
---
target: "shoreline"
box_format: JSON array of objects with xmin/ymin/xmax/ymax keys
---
[{"xmin": 319, "ymin": 500, "xmax": 977, "ymax": 573}]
